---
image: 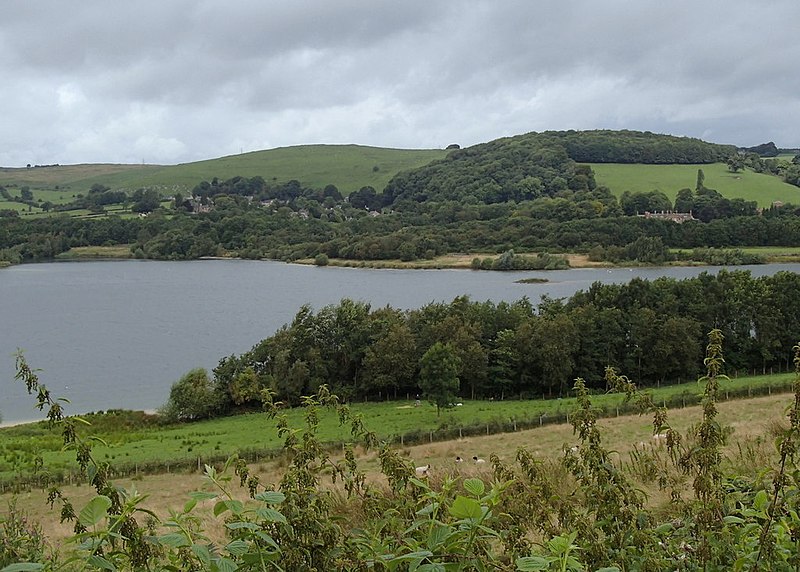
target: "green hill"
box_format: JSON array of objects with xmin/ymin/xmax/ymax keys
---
[
  {"xmin": 591, "ymin": 162, "xmax": 800, "ymax": 208},
  {"xmin": 2, "ymin": 132, "xmax": 797, "ymax": 210},
  {"xmin": 0, "ymin": 145, "xmax": 447, "ymax": 196}
]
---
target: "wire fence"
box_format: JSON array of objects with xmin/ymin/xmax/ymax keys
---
[{"xmin": 0, "ymin": 377, "xmax": 794, "ymax": 494}]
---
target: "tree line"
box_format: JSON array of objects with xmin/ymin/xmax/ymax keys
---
[
  {"xmin": 3, "ymin": 129, "xmax": 800, "ymax": 266},
  {"xmin": 7, "ymin": 196, "xmax": 800, "ymax": 266},
  {"xmin": 160, "ymin": 269, "xmax": 800, "ymax": 421}
]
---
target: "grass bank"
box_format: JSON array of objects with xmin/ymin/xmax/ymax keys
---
[
  {"xmin": 0, "ymin": 371, "xmax": 793, "ymax": 490},
  {"xmin": 4, "ymin": 392, "xmax": 793, "ymax": 547}
]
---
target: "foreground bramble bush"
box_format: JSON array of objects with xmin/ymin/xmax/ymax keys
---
[{"xmin": 3, "ymin": 333, "xmax": 800, "ymax": 571}]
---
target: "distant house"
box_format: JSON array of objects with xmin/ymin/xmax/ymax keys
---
[
  {"xmin": 639, "ymin": 210, "xmax": 695, "ymax": 223},
  {"xmin": 187, "ymin": 196, "xmax": 212, "ymax": 214}
]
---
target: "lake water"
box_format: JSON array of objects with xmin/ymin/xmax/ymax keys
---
[{"xmin": 2, "ymin": 259, "xmax": 799, "ymax": 423}]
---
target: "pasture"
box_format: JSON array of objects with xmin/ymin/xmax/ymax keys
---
[
  {"xmin": 590, "ymin": 161, "xmax": 800, "ymax": 207},
  {"xmin": 0, "ymin": 145, "xmax": 447, "ymax": 196},
  {"xmin": 0, "ymin": 371, "xmax": 792, "ymax": 486},
  {"xmin": 3, "ymin": 392, "xmax": 792, "ymax": 546}
]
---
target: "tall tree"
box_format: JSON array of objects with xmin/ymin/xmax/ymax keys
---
[{"xmin": 418, "ymin": 342, "xmax": 461, "ymax": 416}]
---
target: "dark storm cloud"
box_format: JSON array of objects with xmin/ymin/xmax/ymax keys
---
[{"xmin": 1, "ymin": 0, "xmax": 797, "ymax": 166}]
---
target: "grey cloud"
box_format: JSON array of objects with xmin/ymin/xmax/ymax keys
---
[{"xmin": 1, "ymin": 0, "xmax": 798, "ymax": 166}]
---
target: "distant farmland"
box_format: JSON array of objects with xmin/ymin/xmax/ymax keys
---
[
  {"xmin": 590, "ymin": 162, "xmax": 800, "ymax": 208},
  {"xmin": 0, "ymin": 145, "xmax": 448, "ymax": 196}
]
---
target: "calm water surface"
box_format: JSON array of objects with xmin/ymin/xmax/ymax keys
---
[{"xmin": 2, "ymin": 259, "xmax": 799, "ymax": 423}]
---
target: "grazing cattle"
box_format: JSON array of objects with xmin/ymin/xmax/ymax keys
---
[
  {"xmin": 652, "ymin": 433, "xmax": 668, "ymax": 444},
  {"xmin": 455, "ymin": 456, "xmax": 463, "ymax": 463},
  {"xmin": 472, "ymin": 456, "xmax": 486, "ymax": 464},
  {"xmin": 415, "ymin": 464, "xmax": 431, "ymax": 476}
]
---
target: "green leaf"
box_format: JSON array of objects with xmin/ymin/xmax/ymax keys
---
[
  {"xmin": 191, "ymin": 544, "xmax": 212, "ymax": 567},
  {"xmin": 183, "ymin": 498, "xmax": 198, "ymax": 513},
  {"xmin": 427, "ymin": 524, "xmax": 452, "ymax": 549},
  {"xmin": 158, "ymin": 532, "xmax": 190, "ymax": 548},
  {"xmin": 723, "ymin": 515, "xmax": 745, "ymax": 525},
  {"xmin": 654, "ymin": 522, "xmax": 674, "ymax": 534},
  {"xmin": 515, "ymin": 556, "xmax": 550, "ymax": 571},
  {"xmin": 225, "ymin": 539, "xmax": 249, "ymax": 556},
  {"xmin": 213, "ymin": 501, "xmax": 228, "ymax": 517},
  {"xmin": 753, "ymin": 489, "xmax": 769, "ymax": 511},
  {"xmin": 1, "ymin": 564, "xmax": 46, "ymax": 572},
  {"xmin": 213, "ymin": 499, "xmax": 243, "ymax": 517},
  {"xmin": 595, "ymin": 568, "xmax": 621, "ymax": 572},
  {"xmin": 389, "ymin": 550, "xmax": 434, "ymax": 562},
  {"xmin": 86, "ymin": 555, "xmax": 116, "ymax": 571},
  {"xmin": 78, "ymin": 495, "xmax": 112, "ymax": 527},
  {"xmin": 416, "ymin": 501, "xmax": 439, "ymax": 517},
  {"xmin": 255, "ymin": 507, "xmax": 287, "ymax": 524},
  {"xmin": 463, "ymin": 478, "xmax": 485, "ymax": 497},
  {"xmin": 418, "ymin": 564, "xmax": 447, "ymax": 572},
  {"xmin": 189, "ymin": 491, "xmax": 218, "ymax": 501},
  {"xmin": 254, "ymin": 491, "xmax": 285, "ymax": 504},
  {"xmin": 449, "ymin": 495, "xmax": 482, "ymax": 520},
  {"xmin": 214, "ymin": 557, "xmax": 237, "ymax": 572},
  {"xmin": 226, "ymin": 499, "xmax": 244, "ymax": 515},
  {"xmin": 547, "ymin": 532, "xmax": 578, "ymax": 555}
]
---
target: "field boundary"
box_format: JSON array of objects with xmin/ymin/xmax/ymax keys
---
[{"xmin": 0, "ymin": 377, "xmax": 792, "ymax": 493}]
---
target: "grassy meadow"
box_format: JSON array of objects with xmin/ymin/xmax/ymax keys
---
[
  {"xmin": 590, "ymin": 162, "xmax": 800, "ymax": 207},
  {"xmin": 0, "ymin": 371, "xmax": 793, "ymax": 486},
  {"xmin": 3, "ymin": 391, "xmax": 793, "ymax": 546},
  {"xmin": 0, "ymin": 145, "xmax": 448, "ymax": 196}
]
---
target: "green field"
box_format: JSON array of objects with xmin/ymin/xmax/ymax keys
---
[
  {"xmin": 0, "ymin": 371, "xmax": 792, "ymax": 484},
  {"xmin": 0, "ymin": 145, "xmax": 447, "ymax": 196},
  {"xmin": 590, "ymin": 162, "xmax": 800, "ymax": 207},
  {"xmin": 4, "ymin": 149, "xmax": 797, "ymax": 209}
]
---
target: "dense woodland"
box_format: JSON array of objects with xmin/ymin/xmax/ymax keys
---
[
  {"xmin": 2, "ymin": 130, "xmax": 800, "ymax": 266},
  {"xmin": 157, "ymin": 270, "xmax": 800, "ymax": 421}
]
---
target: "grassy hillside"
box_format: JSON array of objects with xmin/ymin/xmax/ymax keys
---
[
  {"xmin": 591, "ymin": 162, "xmax": 800, "ymax": 207},
  {"xmin": 5, "ymin": 392, "xmax": 791, "ymax": 545},
  {"xmin": 0, "ymin": 145, "xmax": 447, "ymax": 196},
  {"xmin": 0, "ymin": 371, "xmax": 792, "ymax": 484}
]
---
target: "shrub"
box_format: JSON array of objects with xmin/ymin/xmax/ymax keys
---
[{"xmin": 159, "ymin": 368, "xmax": 220, "ymax": 422}]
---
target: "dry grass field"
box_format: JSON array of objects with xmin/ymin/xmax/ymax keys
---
[{"xmin": 5, "ymin": 392, "xmax": 789, "ymax": 548}]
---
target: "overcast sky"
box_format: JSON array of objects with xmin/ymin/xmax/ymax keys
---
[{"xmin": 1, "ymin": 1, "xmax": 798, "ymax": 167}]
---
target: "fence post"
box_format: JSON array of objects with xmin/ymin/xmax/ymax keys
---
[
  {"xmin": 459, "ymin": 428, "xmax": 462, "ymax": 439},
  {"xmin": 430, "ymin": 431, "xmax": 433, "ymax": 443}
]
